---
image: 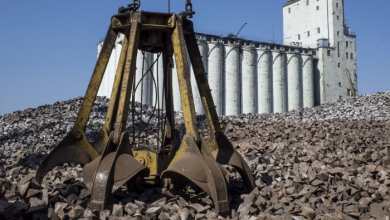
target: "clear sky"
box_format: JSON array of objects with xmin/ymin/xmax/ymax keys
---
[{"xmin": 0, "ymin": 0, "xmax": 389, "ymax": 115}]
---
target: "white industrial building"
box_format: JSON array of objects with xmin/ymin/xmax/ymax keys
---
[{"xmin": 97, "ymin": 0, "xmax": 357, "ymax": 115}]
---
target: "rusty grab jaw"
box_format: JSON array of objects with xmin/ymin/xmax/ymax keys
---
[
  {"xmin": 161, "ymin": 134, "xmax": 230, "ymax": 216},
  {"xmin": 83, "ymin": 132, "xmax": 149, "ymax": 211},
  {"xmin": 183, "ymin": 19, "xmax": 255, "ymax": 191},
  {"xmin": 34, "ymin": 24, "xmax": 118, "ymax": 184},
  {"xmin": 35, "ymin": 6, "xmax": 254, "ymax": 217},
  {"xmin": 34, "ymin": 130, "xmax": 100, "ymax": 184}
]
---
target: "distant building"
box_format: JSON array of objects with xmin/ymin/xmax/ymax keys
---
[
  {"xmin": 284, "ymin": 0, "xmax": 357, "ymax": 104},
  {"xmin": 97, "ymin": 0, "xmax": 357, "ymax": 115}
]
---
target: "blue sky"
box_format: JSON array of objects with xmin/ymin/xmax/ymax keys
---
[{"xmin": 0, "ymin": 0, "xmax": 389, "ymax": 115}]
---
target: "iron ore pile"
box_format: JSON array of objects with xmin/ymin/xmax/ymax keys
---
[{"xmin": 1, "ymin": 92, "xmax": 390, "ymax": 220}]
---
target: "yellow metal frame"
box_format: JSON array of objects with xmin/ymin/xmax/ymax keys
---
[{"xmin": 36, "ymin": 9, "xmax": 254, "ymax": 217}]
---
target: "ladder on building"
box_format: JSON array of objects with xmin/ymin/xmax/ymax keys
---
[{"xmin": 345, "ymin": 68, "xmax": 356, "ymax": 96}]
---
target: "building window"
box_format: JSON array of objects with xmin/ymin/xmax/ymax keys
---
[
  {"xmin": 317, "ymin": 27, "xmax": 321, "ymax": 33},
  {"xmin": 316, "ymin": 6, "xmax": 319, "ymax": 10},
  {"xmin": 337, "ymin": 31, "xmax": 340, "ymax": 36},
  {"xmin": 346, "ymin": 52, "xmax": 349, "ymax": 58},
  {"xmin": 346, "ymin": 41, "xmax": 349, "ymax": 48},
  {"xmin": 339, "ymin": 82, "xmax": 341, "ymax": 87},
  {"xmin": 307, "ymin": 31, "xmax": 310, "ymax": 37},
  {"xmin": 337, "ymin": 42, "xmax": 340, "ymax": 57},
  {"xmin": 338, "ymin": 63, "xmax": 341, "ymax": 68},
  {"xmin": 298, "ymin": 34, "xmax": 301, "ymax": 40},
  {"xmin": 336, "ymin": 3, "xmax": 339, "ymax": 7},
  {"xmin": 337, "ymin": 16, "xmax": 339, "ymax": 20},
  {"xmin": 307, "ymin": 0, "xmax": 309, "ymax": 5},
  {"xmin": 288, "ymin": 8, "xmax": 291, "ymax": 13},
  {"xmin": 327, "ymin": 50, "xmax": 331, "ymax": 56},
  {"xmin": 347, "ymin": 89, "xmax": 351, "ymax": 96},
  {"xmin": 351, "ymin": 53, "xmax": 354, "ymax": 59},
  {"xmin": 339, "ymin": 96, "xmax": 342, "ymax": 100}
]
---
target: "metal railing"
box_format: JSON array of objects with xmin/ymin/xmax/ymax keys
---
[
  {"xmin": 194, "ymin": 28, "xmax": 284, "ymax": 45},
  {"xmin": 344, "ymin": 27, "xmax": 356, "ymax": 36}
]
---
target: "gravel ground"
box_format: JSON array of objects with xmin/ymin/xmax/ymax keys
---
[{"xmin": 1, "ymin": 92, "xmax": 390, "ymax": 220}]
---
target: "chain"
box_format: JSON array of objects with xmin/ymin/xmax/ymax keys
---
[
  {"xmin": 118, "ymin": 0, "xmax": 141, "ymax": 14},
  {"xmin": 184, "ymin": 0, "xmax": 195, "ymax": 18}
]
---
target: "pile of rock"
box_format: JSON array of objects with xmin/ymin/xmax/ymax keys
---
[{"xmin": 1, "ymin": 92, "xmax": 390, "ymax": 219}]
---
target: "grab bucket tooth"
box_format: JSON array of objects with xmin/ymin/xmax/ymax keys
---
[
  {"xmin": 35, "ymin": 129, "xmax": 100, "ymax": 184},
  {"xmin": 83, "ymin": 132, "xmax": 149, "ymax": 211}
]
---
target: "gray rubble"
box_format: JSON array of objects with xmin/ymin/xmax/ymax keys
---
[{"xmin": 0, "ymin": 92, "xmax": 390, "ymax": 219}]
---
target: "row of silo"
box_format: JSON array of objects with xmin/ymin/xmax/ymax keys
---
[
  {"xmin": 97, "ymin": 37, "xmax": 315, "ymax": 115},
  {"xmin": 206, "ymin": 41, "xmax": 315, "ymax": 115},
  {"xmin": 97, "ymin": 42, "xmax": 120, "ymax": 98},
  {"xmin": 208, "ymin": 41, "xmax": 224, "ymax": 115},
  {"xmin": 242, "ymin": 45, "xmax": 257, "ymax": 114},
  {"xmin": 257, "ymin": 48, "xmax": 272, "ymax": 113}
]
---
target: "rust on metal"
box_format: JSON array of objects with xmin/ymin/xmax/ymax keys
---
[
  {"xmin": 184, "ymin": 20, "xmax": 255, "ymax": 191},
  {"xmin": 35, "ymin": 23, "xmax": 118, "ymax": 184},
  {"xmin": 35, "ymin": 1, "xmax": 253, "ymax": 216}
]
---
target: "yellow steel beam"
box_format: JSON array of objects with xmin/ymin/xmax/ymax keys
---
[
  {"xmin": 183, "ymin": 20, "xmax": 223, "ymax": 152},
  {"xmin": 113, "ymin": 12, "xmax": 141, "ymax": 145},
  {"xmin": 171, "ymin": 15, "xmax": 200, "ymax": 145},
  {"xmin": 104, "ymin": 37, "xmax": 129, "ymax": 131},
  {"xmin": 74, "ymin": 25, "xmax": 118, "ymax": 132}
]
